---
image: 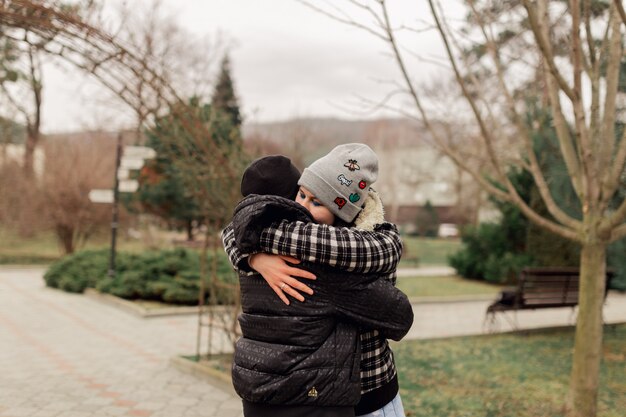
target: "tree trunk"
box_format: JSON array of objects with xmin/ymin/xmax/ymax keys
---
[
  {"xmin": 23, "ymin": 130, "xmax": 38, "ymax": 178},
  {"xmin": 56, "ymin": 224, "xmax": 75, "ymax": 254},
  {"xmin": 566, "ymin": 239, "xmax": 607, "ymax": 417},
  {"xmin": 186, "ymin": 219, "xmax": 194, "ymax": 241}
]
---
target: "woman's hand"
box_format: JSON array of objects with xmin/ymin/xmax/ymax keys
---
[{"xmin": 248, "ymin": 253, "xmax": 316, "ymax": 305}]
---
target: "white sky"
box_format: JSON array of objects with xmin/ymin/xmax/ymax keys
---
[{"xmin": 40, "ymin": 0, "xmax": 464, "ymax": 133}]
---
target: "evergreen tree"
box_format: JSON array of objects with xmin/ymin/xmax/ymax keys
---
[
  {"xmin": 523, "ymin": 101, "xmax": 581, "ymax": 267},
  {"xmin": 211, "ymin": 54, "xmax": 242, "ymax": 132},
  {"xmin": 415, "ymin": 200, "xmax": 440, "ymax": 237},
  {"xmin": 449, "ymin": 167, "xmax": 534, "ymax": 284},
  {"xmin": 133, "ymin": 99, "xmax": 241, "ymax": 240}
]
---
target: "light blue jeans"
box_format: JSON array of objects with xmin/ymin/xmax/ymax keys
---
[{"xmin": 357, "ymin": 393, "xmax": 406, "ymax": 417}]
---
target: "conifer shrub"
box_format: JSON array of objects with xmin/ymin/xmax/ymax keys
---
[{"xmin": 44, "ymin": 248, "xmax": 237, "ymax": 305}]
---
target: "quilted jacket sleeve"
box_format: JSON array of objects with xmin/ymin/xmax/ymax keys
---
[
  {"xmin": 231, "ymin": 195, "xmax": 313, "ymax": 254},
  {"xmin": 307, "ymin": 264, "xmax": 414, "ymax": 341}
]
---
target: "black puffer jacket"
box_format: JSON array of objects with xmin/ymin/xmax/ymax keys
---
[{"xmin": 230, "ymin": 194, "xmax": 413, "ymax": 412}]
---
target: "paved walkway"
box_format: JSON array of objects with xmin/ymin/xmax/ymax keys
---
[
  {"xmin": 0, "ymin": 267, "xmax": 243, "ymax": 417},
  {"xmin": 406, "ymin": 292, "xmax": 626, "ymax": 339},
  {"xmin": 2, "ymin": 266, "xmax": 626, "ymax": 417}
]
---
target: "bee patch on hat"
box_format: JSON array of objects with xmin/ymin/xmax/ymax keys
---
[{"xmin": 344, "ymin": 159, "xmax": 360, "ymax": 171}]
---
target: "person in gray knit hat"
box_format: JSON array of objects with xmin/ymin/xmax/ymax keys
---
[
  {"xmin": 224, "ymin": 143, "xmax": 408, "ymax": 417},
  {"xmin": 297, "ymin": 143, "xmax": 378, "ymax": 225}
]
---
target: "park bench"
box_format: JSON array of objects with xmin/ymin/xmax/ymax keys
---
[{"xmin": 485, "ymin": 267, "xmax": 614, "ymax": 330}]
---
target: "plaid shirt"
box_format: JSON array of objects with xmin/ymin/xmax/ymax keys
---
[{"xmin": 221, "ymin": 220, "xmax": 403, "ymax": 394}]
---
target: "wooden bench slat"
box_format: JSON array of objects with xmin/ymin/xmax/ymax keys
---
[
  {"xmin": 486, "ymin": 267, "xmax": 615, "ymax": 318},
  {"xmin": 523, "ymin": 287, "xmax": 578, "ymax": 293},
  {"xmin": 523, "ymin": 288, "xmax": 579, "ymax": 294}
]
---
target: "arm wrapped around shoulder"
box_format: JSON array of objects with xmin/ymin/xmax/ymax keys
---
[
  {"xmin": 331, "ymin": 276, "xmax": 414, "ymax": 341},
  {"xmin": 231, "ymin": 194, "xmax": 313, "ymax": 254}
]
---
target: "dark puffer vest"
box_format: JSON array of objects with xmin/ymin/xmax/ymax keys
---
[{"xmin": 230, "ymin": 195, "xmax": 413, "ymax": 416}]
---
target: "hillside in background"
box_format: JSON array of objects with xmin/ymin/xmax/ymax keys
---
[{"xmin": 243, "ymin": 117, "xmax": 433, "ymax": 168}]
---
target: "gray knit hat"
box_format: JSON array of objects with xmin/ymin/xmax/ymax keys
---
[{"xmin": 298, "ymin": 143, "xmax": 378, "ymax": 223}]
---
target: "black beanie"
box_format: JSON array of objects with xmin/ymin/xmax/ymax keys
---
[{"xmin": 241, "ymin": 155, "xmax": 301, "ymax": 200}]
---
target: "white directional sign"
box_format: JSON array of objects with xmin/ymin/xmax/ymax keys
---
[
  {"xmin": 117, "ymin": 169, "xmax": 129, "ymax": 180},
  {"xmin": 124, "ymin": 146, "xmax": 157, "ymax": 160},
  {"xmin": 88, "ymin": 189, "xmax": 114, "ymax": 204},
  {"xmin": 120, "ymin": 157, "xmax": 145, "ymax": 170},
  {"xmin": 119, "ymin": 180, "xmax": 139, "ymax": 193}
]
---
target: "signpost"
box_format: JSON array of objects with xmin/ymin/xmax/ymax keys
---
[
  {"xmin": 88, "ymin": 138, "xmax": 156, "ymax": 279},
  {"xmin": 118, "ymin": 180, "xmax": 139, "ymax": 193},
  {"xmin": 88, "ymin": 189, "xmax": 114, "ymax": 204}
]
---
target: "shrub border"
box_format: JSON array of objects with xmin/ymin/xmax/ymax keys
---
[{"xmin": 84, "ymin": 288, "xmax": 199, "ymax": 318}]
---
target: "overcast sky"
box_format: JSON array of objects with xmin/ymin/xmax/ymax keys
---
[{"xmin": 40, "ymin": 0, "xmax": 463, "ymax": 133}]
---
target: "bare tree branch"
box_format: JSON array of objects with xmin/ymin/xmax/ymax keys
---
[
  {"xmin": 466, "ymin": 0, "xmax": 581, "ymax": 230},
  {"xmin": 296, "ymin": 0, "xmax": 388, "ymax": 41},
  {"xmin": 614, "ymin": 0, "xmax": 626, "ymax": 25},
  {"xmin": 610, "ymin": 222, "xmax": 626, "ymax": 242},
  {"xmin": 599, "ymin": 6, "xmax": 622, "ymax": 208},
  {"xmin": 521, "ymin": 0, "xmax": 577, "ymax": 102},
  {"xmin": 0, "ymin": 83, "xmax": 32, "ymax": 124},
  {"xmin": 567, "ymin": 0, "xmax": 600, "ymax": 209}
]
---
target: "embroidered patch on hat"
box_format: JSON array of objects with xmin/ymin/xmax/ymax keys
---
[
  {"xmin": 358, "ymin": 180, "xmax": 367, "ymax": 189},
  {"xmin": 337, "ymin": 174, "xmax": 353, "ymax": 187},
  {"xmin": 344, "ymin": 159, "xmax": 360, "ymax": 171},
  {"xmin": 334, "ymin": 197, "xmax": 346, "ymax": 209},
  {"xmin": 349, "ymin": 193, "xmax": 360, "ymax": 203}
]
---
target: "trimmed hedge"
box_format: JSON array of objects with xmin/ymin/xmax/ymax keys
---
[
  {"xmin": 44, "ymin": 248, "xmax": 237, "ymax": 305},
  {"xmin": 448, "ymin": 223, "xmax": 534, "ymax": 284}
]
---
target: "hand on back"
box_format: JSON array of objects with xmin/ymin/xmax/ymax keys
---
[{"xmin": 248, "ymin": 253, "xmax": 316, "ymax": 305}]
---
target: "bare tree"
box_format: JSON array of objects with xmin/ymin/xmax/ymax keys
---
[
  {"xmin": 42, "ymin": 136, "xmax": 113, "ymax": 254},
  {"xmin": 95, "ymin": 0, "xmax": 225, "ymax": 138},
  {"xmin": 298, "ymin": 1, "xmax": 626, "ymax": 416}
]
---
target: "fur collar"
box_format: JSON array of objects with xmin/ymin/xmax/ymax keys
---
[{"xmin": 353, "ymin": 190, "xmax": 385, "ymax": 231}]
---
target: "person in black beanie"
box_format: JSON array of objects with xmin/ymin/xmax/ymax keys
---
[
  {"xmin": 221, "ymin": 154, "xmax": 412, "ymax": 417},
  {"xmin": 240, "ymin": 155, "xmax": 301, "ymax": 199}
]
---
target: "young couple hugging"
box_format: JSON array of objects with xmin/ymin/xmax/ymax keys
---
[{"xmin": 222, "ymin": 143, "xmax": 413, "ymax": 417}]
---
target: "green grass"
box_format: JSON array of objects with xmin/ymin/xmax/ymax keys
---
[
  {"xmin": 397, "ymin": 275, "xmax": 503, "ymax": 298},
  {"xmin": 395, "ymin": 325, "xmax": 626, "ymax": 417},
  {"xmin": 0, "ymin": 227, "xmax": 161, "ymax": 264},
  {"xmin": 401, "ymin": 236, "xmax": 462, "ymax": 266}
]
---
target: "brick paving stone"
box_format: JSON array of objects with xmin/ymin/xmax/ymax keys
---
[
  {"xmin": 132, "ymin": 402, "xmax": 167, "ymax": 411},
  {"xmin": 42, "ymin": 402, "xmax": 76, "ymax": 411},
  {"xmin": 31, "ymin": 410, "xmax": 61, "ymax": 417},
  {"xmin": 126, "ymin": 410, "xmax": 153, "ymax": 417},
  {"xmin": 4, "ymin": 407, "xmax": 40, "ymax": 416},
  {"xmin": 55, "ymin": 411, "xmax": 92, "ymax": 417}
]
